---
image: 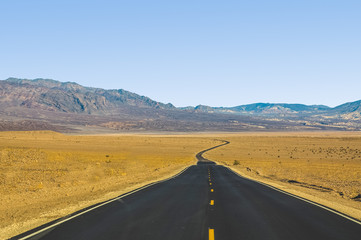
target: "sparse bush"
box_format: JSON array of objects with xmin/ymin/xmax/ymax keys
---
[{"xmin": 233, "ymin": 160, "xmax": 240, "ymax": 165}]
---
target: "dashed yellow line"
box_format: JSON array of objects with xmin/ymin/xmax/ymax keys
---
[
  {"xmin": 209, "ymin": 228, "xmax": 215, "ymax": 240},
  {"xmin": 209, "ymin": 168, "xmax": 215, "ymax": 240}
]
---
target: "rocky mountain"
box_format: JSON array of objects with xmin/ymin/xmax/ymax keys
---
[
  {"xmin": 184, "ymin": 102, "xmax": 361, "ymax": 119},
  {"xmin": 1, "ymin": 78, "xmax": 175, "ymax": 114},
  {"xmin": 229, "ymin": 103, "xmax": 330, "ymax": 115},
  {"xmin": 0, "ymin": 77, "xmax": 360, "ymax": 132},
  {"xmin": 184, "ymin": 103, "xmax": 331, "ymax": 116},
  {"xmin": 332, "ymin": 100, "xmax": 361, "ymax": 114},
  {"xmin": 329, "ymin": 100, "xmax": 361, "ymax": 120}
]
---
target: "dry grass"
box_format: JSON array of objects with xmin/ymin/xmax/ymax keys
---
[
  {"xmin": 0, "ymin": 131, "xmax": 217, "ymax": 239},
  {"xmin": 2, "ymin": 131, "xmax": 361, "ymax": 238},
  {"xmin": 204, "ymin": 133, "xmax": 361, "ymax": 219}
]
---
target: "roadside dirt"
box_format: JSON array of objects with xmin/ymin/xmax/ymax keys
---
[
  {"xmin": 0, "ymin": 131, "xmax": 217, "ymax": 239},
  {"xmin": 2, "ymin": 131, "xmax": 361, "ymax": 239},
  {"xmin": 204, "ymin": 132, "xmax": 361, "ymax": 221}
]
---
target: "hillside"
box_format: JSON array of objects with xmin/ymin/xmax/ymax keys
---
[
  {"xmin": 184, "ymin": 102, "xmax": 361, "ymax": 120},
  {"xmin": 0, "ymin": 78, "xmax": 360, "ymax": 132},
  {"xmin": 184, "ymin": 103, "xmax": 331, "ymax": 116},
  {"xmin": 2, "ymin": 78, "xmax": 175, "ymax": 114}
]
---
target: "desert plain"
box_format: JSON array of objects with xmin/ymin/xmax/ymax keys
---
[{"xmin": 1, "ymin": 131, "xmax": 361, "ymax": 238}]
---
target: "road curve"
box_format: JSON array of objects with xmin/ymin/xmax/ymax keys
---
[
  {"xmin": 11, "ymin": 140, "xmax": 361, "ymax": 240},
  {"xmin": 196, "ymin": 139, "xmax": 229, "ymax": 164}
]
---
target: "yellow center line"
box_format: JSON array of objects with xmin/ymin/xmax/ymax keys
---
[
  {"xmin": 209, "ymin": 182, "xmax": 212, "ymax": 185},
  {"xmin": 210, "ymin": 200, "xmax": 214, "ymax": 205},
  {"xmin": 209, "ymin": 228, "xmax": 215, "ymax": 240}
]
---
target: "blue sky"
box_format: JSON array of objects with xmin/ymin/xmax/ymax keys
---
[{"xmin": 1, "ymin": 0, "xmax": 360, "ymax": 107}]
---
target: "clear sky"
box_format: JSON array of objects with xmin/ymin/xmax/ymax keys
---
[{"xmin": 1, "ymin": 0, "xmax": 360, "ymax": 107}]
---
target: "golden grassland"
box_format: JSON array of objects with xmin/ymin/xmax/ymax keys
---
[
  {"xmin": 204, "ymin": 132, "xmax": 361, "ymax": 219},
  {"xmin": 0, "ymin": 131, "xmax": 218, "ymax": 239},
  {"xmin": 1, "ymin": 131, "xmax": 361, "ymax": 238}
]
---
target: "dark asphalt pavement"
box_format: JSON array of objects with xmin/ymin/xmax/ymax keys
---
[{"xmin": 13, "ymin": 143, "xmax": 361, "ymax": 240}]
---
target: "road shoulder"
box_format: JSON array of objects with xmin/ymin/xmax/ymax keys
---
[{"xmin": 221, "ymin": 163, "xmax": 361, "ymax": 223}]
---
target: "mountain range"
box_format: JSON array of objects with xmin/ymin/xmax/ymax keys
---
[
  {"xmin": 183, "ymin": 101, "xmax": 361, "ymax": 119},
  {"xmin": 0, "ymin": 78, "xmax": 360, "ymax": 132}
]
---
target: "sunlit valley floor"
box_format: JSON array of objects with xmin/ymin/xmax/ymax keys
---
[{"xmin": 1, "ymin": 131, "xmax": 361, "ymax": 238}]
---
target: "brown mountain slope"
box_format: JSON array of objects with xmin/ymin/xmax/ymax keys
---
[
  {"xmin": 1, "ymin": 78, "xmax": 174, "ymax": 114},
  {"xmin": 0, "ymin": 78, "xmax": 360, "ymax": 132}
]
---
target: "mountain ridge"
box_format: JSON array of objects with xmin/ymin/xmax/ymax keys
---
[
  {"xmin": 1, "ymin": 78, "xmax": 360, "ymax": 132},
  {"xmin": 2, "ymin": 78, "xmax": 175, "ymax": 114},
  {"xmin": 6, "ymin": 78, "xmax": 360, "ymax": 115},
  {"xmin": 183, "ymin": 101, "xmax": 361, "ymax": 117}
]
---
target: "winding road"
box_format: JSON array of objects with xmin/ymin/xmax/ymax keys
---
[{"xmin": 12, "ymin": 141, "xmax": 361, "ymax": 240}]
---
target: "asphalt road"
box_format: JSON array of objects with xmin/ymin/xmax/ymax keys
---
[{"xmin": 13, "ymin": 142, "xmax": 361, "ymax": 240}]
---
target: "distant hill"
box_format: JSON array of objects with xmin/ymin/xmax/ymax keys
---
[
  {"xmin": 183, "ymin": 103, "xmax": 331, "ymax": 116},
  {"xmin": 229, "ymin": 103, "xmax": 330, "ymax": 114},
  {"xmin": 333, "ymin": 100, "xmax": 361, "ymax": 114},
  {"xmin": 0, "ymin": 78, "xmax": 360, "ymax": 132},
  {"xmin": 331, "ymin": 100, "xmax": 361, "ymax": 120},
  {"xmin": 183, "ymin": 102, "xmax": 361, "ymax": 118},
  {"xmin": 1, "ymin": 78, "xmax": 175, "ymax": 114}
]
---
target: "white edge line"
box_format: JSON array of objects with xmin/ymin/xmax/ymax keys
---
[
  {"xmin": 225, "ymin": 166, "xmax": 361, "ymax": 226},
  {"xmin": 17, "ymin": 166, "xmax": 191, "ymax": 240}
]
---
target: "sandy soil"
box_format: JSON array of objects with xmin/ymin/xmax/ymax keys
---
[
  {"xmin": 0, "ymin": 131, "xmax": 218, "ymax": 239},
  {"xmin": 1, "ymin": 131, "xmax": 361, "ymax": 239},
  {"xmin": 204, "ymin": 132, "xmax": 361, "ymax": 221}
]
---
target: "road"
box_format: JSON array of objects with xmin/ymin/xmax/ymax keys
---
[{"xmin": 13, "ymin": 142, "xmax": 361, "ymax": 240}]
